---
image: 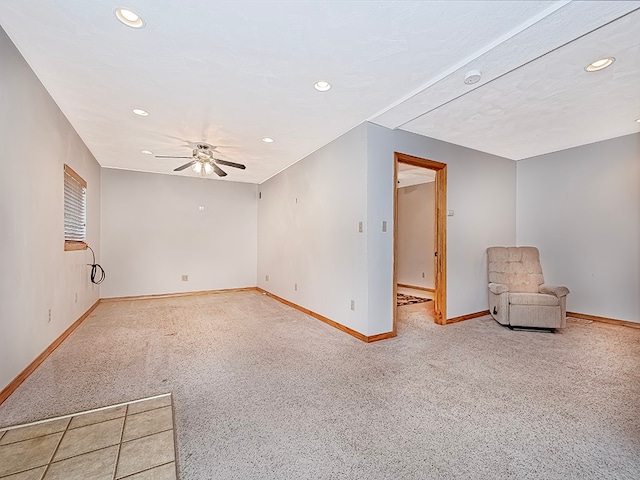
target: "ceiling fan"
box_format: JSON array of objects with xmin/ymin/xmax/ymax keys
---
[{"xmin": 155, "ymin": 143, "xmax": 246, "ymax": 177}]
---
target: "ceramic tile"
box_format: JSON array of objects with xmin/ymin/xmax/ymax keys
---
[
  {"xmin": 118, "ymin": 462, "xmax": 176, "ymax": 480},
  {"xmin": 0, "ymin": 418, "xmax": 69, "ymax": 445},
  {"xmin": 68, "ymin": 405, "xmax": 126, "ymax": 430},
  {"xmin": 44, "ymin": 446, "xmax": 118, "ymax": 480},
  {"xmin": 52, "ymin": 417, "xmax": 123, "ymax": 461},
  {"xmin": 1, "ymin": 466, "xmax": 46, "ymax": 480},
  {"xmin": 0, "ymin": 433, "xmax": 62, "ymax": 477},
  {"xmin": 126, "ymin": 396, "xmax": 171, "ymax": 415},
  {"xmin": 122, "ymin": 406, "xmax": 173, "ymax": 442},
  {"xmin": 116, "ymin": 430, "xmax": 175, "ymax": 479}
]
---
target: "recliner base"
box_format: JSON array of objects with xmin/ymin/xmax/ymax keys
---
[{"xmin": 507, "ymin": 325, "xmax": 555, "ymax": 333}]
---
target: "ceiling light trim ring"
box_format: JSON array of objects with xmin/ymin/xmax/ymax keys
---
[
  {"xmin": 314, "ymin": 81, "xmax": 331, "ymax": 92},
  {"xmin": 115, "ymin": 8, "xmax": 145, "ymax": 28},
  {"xmin": 585, "ymin": 57, "xmax": 615, "ymax": 72}
]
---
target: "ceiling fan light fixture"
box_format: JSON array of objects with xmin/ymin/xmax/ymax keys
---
[
  {"xmin": 115, "ymin": 8, "xmax": 145, "ymax": 28},
  {"xmin": 192, "ymin": 162, "xmax": 203, "ymax": 174},
  {"xmin": 314, "ymin": 80, "xmax": 331, "ymax": 92},
  {"xmin": 262, "ymin": 137, "xmax": 274, "ymax": 143},
  {"xmin": 132, "ymin": 108, "xmax": 149, "ymax": 117},
  {"xmin": 585, "ymin": 57, "xmax": 615, "ymax": 72},
  {"xmin": 204, "ymin": 163, "xmax": 214, "ymax": 175}
]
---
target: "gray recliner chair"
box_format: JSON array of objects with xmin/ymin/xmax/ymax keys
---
[{"xmin": 487, "ymin": 246, "xmax": 569, "ymax": 329}]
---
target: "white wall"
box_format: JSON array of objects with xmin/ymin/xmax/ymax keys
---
[
  {"xmin": 101, "ymin": 169, "xmax": 257, "ymax": 298},
  {"xmin": 367, "ymin": 123, "xmax": 516, "ymax": 333},
  {"xmin": 517, "ymin": 133, "xmax": 640, "ymax": 323},
  {"xmin": 258, "ymin": 122, "xmax": 516, "ymax": 337},
  {"xmin": 0, "ymin": 27, "xmax": 101, "ymax": 391},
  {"xmin": 257, "ymin": 124, "xmax": 369, "ymax": 334},
  {"xmin": 397, "ymin": 183, "xmax": 435, "ymax": 289}
]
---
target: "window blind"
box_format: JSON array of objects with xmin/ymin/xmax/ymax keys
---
[{"xmin": 64, "ymin": 165, "xmax": 86, "ymax": 243}]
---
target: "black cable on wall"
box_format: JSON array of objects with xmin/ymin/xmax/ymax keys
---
[{"xmin": 86, "ymin": 245, "xmax": 105, "ymax": 284}]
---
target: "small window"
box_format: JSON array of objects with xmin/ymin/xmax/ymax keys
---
[{"xmin": 64, "ymin": 164, "xmax": 87, "ymax": 251}]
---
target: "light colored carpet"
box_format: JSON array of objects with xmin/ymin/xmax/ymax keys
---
[{"xmin": 1, "ymin": 291, "xmax": 639, "ymax": 479}]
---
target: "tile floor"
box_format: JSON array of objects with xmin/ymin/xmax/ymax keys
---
[{"xmin": 0, "ymin": 394, "xmax": 177, "ymax": 480}]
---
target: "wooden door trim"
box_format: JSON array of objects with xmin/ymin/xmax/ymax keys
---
[{"xmin": 393, "ymin": 152, "xmax": 447, "ymax": 331}]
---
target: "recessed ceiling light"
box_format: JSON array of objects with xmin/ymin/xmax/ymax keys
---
[
  {"xmin": 132, "ymin": 108, "xmax": 149, "ymax": 117},
  {"xmin": 141, "ymin": 150, "xmax": 153, "ymax": 155},
  {"xmin": 262, "ymin": 137, "xmax": 274, "ymax": 143},
  {"xmin": 115, "ymin": 8, "xmax": 145, "ymax": 28},
  {"xmin": 585, "ymin": 57, "xmax": 615, "ymax": 72},
  {"xmin": 314, "ymin": 81, "xmax": 331, "ymax": 92},
  {"xmin": 636, "ymin": 118, "xmax": 640, "ymax": 123}
]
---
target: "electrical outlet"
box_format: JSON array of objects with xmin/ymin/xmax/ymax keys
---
[
  {"xmin": 382, "ymin": 221, "xmax": 387, "ymax": 232},
  {"xmin": 266, "ymin": 274, "xmax": 269, "ymax": 281},
  {"xmin": 350, "ymin": 300, "xmax": 355, "ymax": 311},
  {"xmin": 48, "ymin": 308, "xmax": 51, "ymax": 323},
  {"xmin": 422, "ymin": 272, "xmax": 425, "ymax": 278},
  {"xmin": 182, "ymin": 275, "xmax": 189, "ymax": 282},
  {"xmin": 294, "ymin": 283, "xmax": 298, "ymax": 291},
  {"xmin": 358, "ymin": 221, "xmax": 363, "ymax": 233}
]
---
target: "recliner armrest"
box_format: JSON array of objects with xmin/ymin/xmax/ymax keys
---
[
  {"xmin": 539, "ymin": 284, "xmax": 570, "ymax": 298},
  {"xmin": 489, "ymin": 283, "xmax": 509, "ymax": 294}
]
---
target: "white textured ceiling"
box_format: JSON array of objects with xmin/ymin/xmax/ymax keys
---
[
  {"xmin": 392, "ymin": 4, "xmax": 640, "ymax": 160},
  {"xmin": 1, "ymin": 1, "xmax": 639, "ymax": 183}
]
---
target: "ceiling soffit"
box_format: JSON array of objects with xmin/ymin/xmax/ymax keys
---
[{"xmin": 371, "ymin": 2, "xmax": 640, "ymax": 160}]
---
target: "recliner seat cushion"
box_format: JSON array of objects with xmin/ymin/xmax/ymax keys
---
[{"xmin": 509, "ymin": 292, "xmax": 559, "ymax": 306}]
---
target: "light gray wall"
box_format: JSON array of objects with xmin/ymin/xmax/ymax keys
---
[
  {"xmin": 101, "ymin": 169, "xmax": 258, "ymax": 298},
  {"xmin": 258, "ymin": 122, "xmax": 516, "ymax": 337},
  {"xmin": 257, "ymin": 124, "xmax": 369, "ymax": 334},
  {"xmin": 0, "ymin": 27, "xmax": 101, "ymax": 391},
  {"xmin": 516, "ymin": 133, "xmax": 640, "ymax": 323},
  {"xmin": 397, "ymin": 183, "xmax": 435, "ymax": 289},
  {"xmin": 367, "ymin": 123, "xmax": 517, "ymax": 333}
]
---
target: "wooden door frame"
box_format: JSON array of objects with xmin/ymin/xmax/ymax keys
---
[{"xmin": 393, "ymin": 152, "xmax": 447, "ymax": 331}]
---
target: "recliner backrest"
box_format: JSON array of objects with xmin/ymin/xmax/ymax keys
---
[{"xmin": 487, "ymin": 246, "xmax": 544, "ymax": 293}]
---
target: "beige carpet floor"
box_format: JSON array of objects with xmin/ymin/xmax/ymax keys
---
[{"xmin": 1, "ymin": 291, "xmax": 639, "ymax": 479}]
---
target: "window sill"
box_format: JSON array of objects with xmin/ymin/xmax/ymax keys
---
[{"xmin": 65, "ymin": 241, "xmax": 88, "ymax": 251}]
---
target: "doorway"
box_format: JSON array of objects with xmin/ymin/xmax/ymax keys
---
[{"xmin": 393, "ymin": 152, "xmax": 447, "ymax": 332}]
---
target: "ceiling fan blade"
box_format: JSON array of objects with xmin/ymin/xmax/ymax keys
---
[
  {"xmin": 156, "ymin": 155, "xmax": 193, "ymax": 159},
  {"xmin": 174, "ymin": 161, "xmax": 196, "ymax": 171},
  {"xmin": 213, "ymin": 158, "xmax": 246, "ymax": 170},
  {"xmin": 212, "ymin": 163, "xmax": 228, "ymax": 177}
]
